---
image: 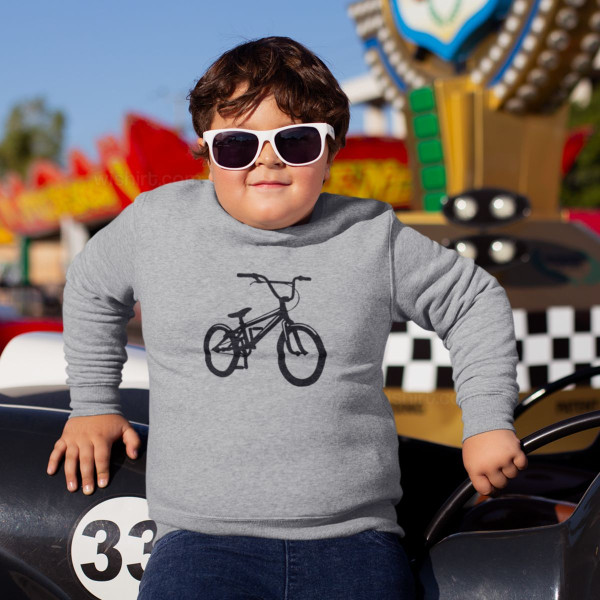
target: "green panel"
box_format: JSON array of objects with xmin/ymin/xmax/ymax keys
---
[
  {"xmin": 417, "ymin": 139, "xmax": 443, "ymax": 164},
  {"xmin": 409, "ymin": 87, "xmax": 436, "ymax": 113},
  {"xmin": 413, "ymin": 114, "xmax": 439, "ymax": 138},
  {"xmin": 20, "ymin": 236, "xmax": 30, "ymax": 286},
  {"xmin": 421, "ymin": 165, "xmax": 446, "ymax": 190},
  {"xmin": 424, "ymin": 192, "xmax": 446, "ymax": 212}
]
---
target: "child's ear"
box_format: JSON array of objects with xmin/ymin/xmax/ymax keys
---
[{"xmin": 198, "ymin": 138, "xmax": 214, "ymax": 182}]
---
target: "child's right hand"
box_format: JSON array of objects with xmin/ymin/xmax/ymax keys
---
[{"xmin": 46, "ymin": 414, "xmax": 141, "ymax": 495}]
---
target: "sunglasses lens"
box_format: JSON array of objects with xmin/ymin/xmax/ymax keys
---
[
  {"xmin": 275, "ymin": 126, "xmax": 322, "ymax": 165},
  {"xmin": 213, "ymin": 131, "xmax": 259, "ymax": 168}
]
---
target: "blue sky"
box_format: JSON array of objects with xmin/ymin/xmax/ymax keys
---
[{"xmin": 2, "ymin": 0, "xmax": 370, "ymax": 165}]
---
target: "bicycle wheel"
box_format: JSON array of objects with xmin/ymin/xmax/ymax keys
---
[
  {"xmin": 204, "ymin": 324, "xmax": 239, "ymax": 377},
  {"xmin": 277, "ymin": 323, "xmax": 326, "ymax": 386}
]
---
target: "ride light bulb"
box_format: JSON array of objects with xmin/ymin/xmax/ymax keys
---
[
  {"xmin": 453, "ymin": 197, "xmax": 478, "ymax": 221},
  {"xmin": 491, "ymin": 195, "xmax": 517, "ymax": 219},
  {"xmin": 456, "ymin": 241, "xmax": 477, "ymax": 260},
  {"xmin": 489, "ymin": 239, "xmax": 516, "ymax": 263}
]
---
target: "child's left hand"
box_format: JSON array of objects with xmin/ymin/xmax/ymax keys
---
[{"xmin": 462, "ymin": 429, "xmax": 528, "ymax": 496}]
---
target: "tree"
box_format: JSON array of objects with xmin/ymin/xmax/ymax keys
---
[
  {"xmin": 561, "ymin": 78, "xmax": 600, "ymax": 209},
  {"xmin": 0, "ymin": 97, "xmax": 66, "ymax": 179}
]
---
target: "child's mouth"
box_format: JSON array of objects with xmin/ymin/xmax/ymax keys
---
[{"xmin": 250, "ymin": 181, "xmax": 290, "ymax": 188}]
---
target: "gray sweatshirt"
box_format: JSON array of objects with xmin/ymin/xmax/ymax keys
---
[{"xmin": 63, "ymin": 179, "xmax": 519, "ymax": 540}]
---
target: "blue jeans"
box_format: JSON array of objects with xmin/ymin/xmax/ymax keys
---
[{"xmin": 138, "ymin": 529, "xmax": 416, "ymax": 599}]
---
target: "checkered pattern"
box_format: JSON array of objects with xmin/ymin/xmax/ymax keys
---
[{"xmin": 383, "ymin": 305, "xmax": 600, "ymax": 392}]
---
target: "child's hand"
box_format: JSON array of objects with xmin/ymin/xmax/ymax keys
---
[
  {"xmin": 462, "ymin": 429, "xmax": 527, "ymax": 496},
  {"xmin": 46, "ymin": 414, "xmax": 140, "ymax": 495}
]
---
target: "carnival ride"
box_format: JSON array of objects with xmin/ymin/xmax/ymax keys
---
[{"xmin": 346, "ymin": 0, "xmax": 600, "ymax": 447}]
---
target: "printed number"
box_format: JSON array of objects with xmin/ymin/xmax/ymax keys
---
[
  {"xmin": 127, "ymin": 520, "xmax": 157, "ymax": 581},
  {"xmin": 80, "ymin": 519, "xmax": 157, "ymax": 582}
]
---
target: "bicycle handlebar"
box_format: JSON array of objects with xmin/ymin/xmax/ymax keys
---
[
  {"xmin": 237, "ymin": 273, "xmax": 310, "ymax": 283},
  {"xmin": 236, "ymin": 273, "xmax": 310, "ymax": 301}
]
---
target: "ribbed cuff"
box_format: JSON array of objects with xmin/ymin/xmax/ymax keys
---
[
  {"xmin": 68, "ymin": 385, "xmax": 123, "ymax": 418},
  {"xmin": 459, "ymin": 394, "xmax": 516, "ymax": 442}
]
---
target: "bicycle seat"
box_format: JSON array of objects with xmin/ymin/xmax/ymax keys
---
[{"xmin": 228, "ymin": 307, "xmax": 252, "ymax": 319}]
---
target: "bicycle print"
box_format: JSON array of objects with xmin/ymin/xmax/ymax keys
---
[{"xmin": 203, "ymin": 273, "xmax": 327, "ymax": 387}]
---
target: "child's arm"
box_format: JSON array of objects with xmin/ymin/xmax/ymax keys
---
[
  {"xmin": 46, "ymin": 195, "xmax": 146, "ymax": 494},
  {"xmin": 389, "ymin": 213, "xmax": 527, "ymax": 491}
]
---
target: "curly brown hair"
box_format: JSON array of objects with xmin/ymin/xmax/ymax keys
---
[{"xmin": 187, "ymin": 37, "xmax": 350, "ymax": 161}]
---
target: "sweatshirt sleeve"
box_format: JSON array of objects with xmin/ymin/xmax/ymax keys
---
[
  {"xmin": 388, "ymin": 211, "xmax": 519, "ymax": 441},
  {"xmin": 63, "ymin": 194, "xmax": 145, "ymax": 418}
]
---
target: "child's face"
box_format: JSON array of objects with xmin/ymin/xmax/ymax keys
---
[{"xmin": 199, "ymin": 92, "xmax": 333, "ymax": 230}]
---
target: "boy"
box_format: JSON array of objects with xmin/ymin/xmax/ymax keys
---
[{"xmin": 47, "ymin": 37, "xmax": 527, "ymax": 599}]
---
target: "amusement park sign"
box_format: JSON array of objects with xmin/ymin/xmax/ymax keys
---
[
  {"xmin": 0, "ymin": 115, "xmax": 411, "ymax": 237},
  {"xmin": 389, "ymin": 0, "xmax": 510, "ymax": 61}
]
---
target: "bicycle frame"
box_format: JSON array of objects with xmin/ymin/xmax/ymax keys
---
[
  {"xmin": 210, "ymin": 273, "xmax": 312, "ymax": 358},
  {"xmin": 236, "ymin": 307, "xmax": 289, "ymax": 350},
  {"xmin": 212, "ymin": 306, "xmax": 301, "ymax": 360}
]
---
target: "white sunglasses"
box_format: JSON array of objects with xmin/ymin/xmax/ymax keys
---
[{"xmin": 202, "ymin": 122, "xmax": 335, "ymax": 170}]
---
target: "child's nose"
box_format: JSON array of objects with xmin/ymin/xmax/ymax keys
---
[{"xmin": 255, "ymin": 141, "xmax": 283, "ymax": 167}]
